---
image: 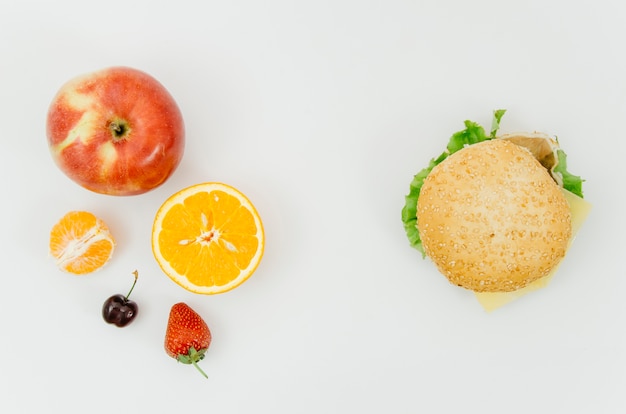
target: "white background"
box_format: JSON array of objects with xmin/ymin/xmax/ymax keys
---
[{"xmin": 1, "ymin": 1, "xmax": 624, "ymax": 413}]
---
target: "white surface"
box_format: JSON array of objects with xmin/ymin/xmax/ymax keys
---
[{"xmin": 1, "ymin": 1, "xmax": 624, "ymax": 413}]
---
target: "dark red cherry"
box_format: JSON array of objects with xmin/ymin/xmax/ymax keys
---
[{"xmin": 102, "ymin": 270, "xmax": 139, "ymax": 327}]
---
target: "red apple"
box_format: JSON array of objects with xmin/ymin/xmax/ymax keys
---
[{"xmin": 46, "ymin": 66, "xmax": 185, "ymax": 196}]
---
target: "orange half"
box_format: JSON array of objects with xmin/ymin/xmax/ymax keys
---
[
  {"xmin": 152, "ymin": 182, "xmax": 265, "ymax": 294},
  {"xmin": 49, "ymin": 211, "xmax": 115, "ymax": 274}
]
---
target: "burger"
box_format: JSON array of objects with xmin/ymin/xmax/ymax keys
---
[{"xmin": 401, "ymin": 110, "xmax": 590, "ymax": 308}]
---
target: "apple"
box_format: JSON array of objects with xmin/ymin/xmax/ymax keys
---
[{"xmin": 46, "ymin": 66, "xmax": 185, "ymax": 196}]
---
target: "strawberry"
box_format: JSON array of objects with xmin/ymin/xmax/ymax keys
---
[{"xmin": 164, "ymin": 302, "xmax": 212, "ymax": 378}]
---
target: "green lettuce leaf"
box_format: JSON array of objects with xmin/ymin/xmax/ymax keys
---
[
  {"xmin": 401, "ymin": 110, "xmax": 506, "ymax": 255},
  {"xmin": 554, "ymin": 149, "xmax": 584, "ymax": 198}
]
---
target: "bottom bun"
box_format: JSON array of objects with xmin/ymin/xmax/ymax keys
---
[{"xmin": 417, "ymin": 139, "xmax": 572, "ymax": 292}]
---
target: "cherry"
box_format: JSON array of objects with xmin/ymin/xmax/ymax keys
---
[{"xmin": 102, "ymin": 270, "xmax": 139, "ymax": 327}]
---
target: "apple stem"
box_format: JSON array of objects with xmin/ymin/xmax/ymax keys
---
[
  {"xmin": 126, "ymin": 270, "xmax": 139, "ymax": 300},
  {"xmin": 108, "ymin": 118, "xmax": 130, "ymax": 141}
]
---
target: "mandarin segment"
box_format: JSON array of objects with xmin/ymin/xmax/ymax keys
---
[
  {"xmin": 152, "ymin": 182, "xmax": 265, "ymax": 294},
  {"xmin": 49, "ymin": 211, "xmax": 115, "ymax": 275}
]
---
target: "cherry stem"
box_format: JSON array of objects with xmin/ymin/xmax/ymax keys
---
[{"xmin": 125, "ymin": 270, "xmax": 139, "ymax": 300}]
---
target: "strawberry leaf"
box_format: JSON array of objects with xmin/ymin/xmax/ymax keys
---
[{"xmin": 177, "ymin": 347, "xmax": 208, "ymax": 379}]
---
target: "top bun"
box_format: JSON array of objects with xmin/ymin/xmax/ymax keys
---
[{"xmin": 416, "ymin": 139, "xmax": 572, "ymax": 292}]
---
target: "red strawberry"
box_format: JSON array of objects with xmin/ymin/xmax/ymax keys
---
[{"xmin": 164, "ymin": 302, "xmax": 212, "ymax": 378}]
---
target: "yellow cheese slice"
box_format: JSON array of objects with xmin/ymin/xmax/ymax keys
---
[{"xmin": 474, "ymin": 189, "xmax": 592, "ymax": 312}]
